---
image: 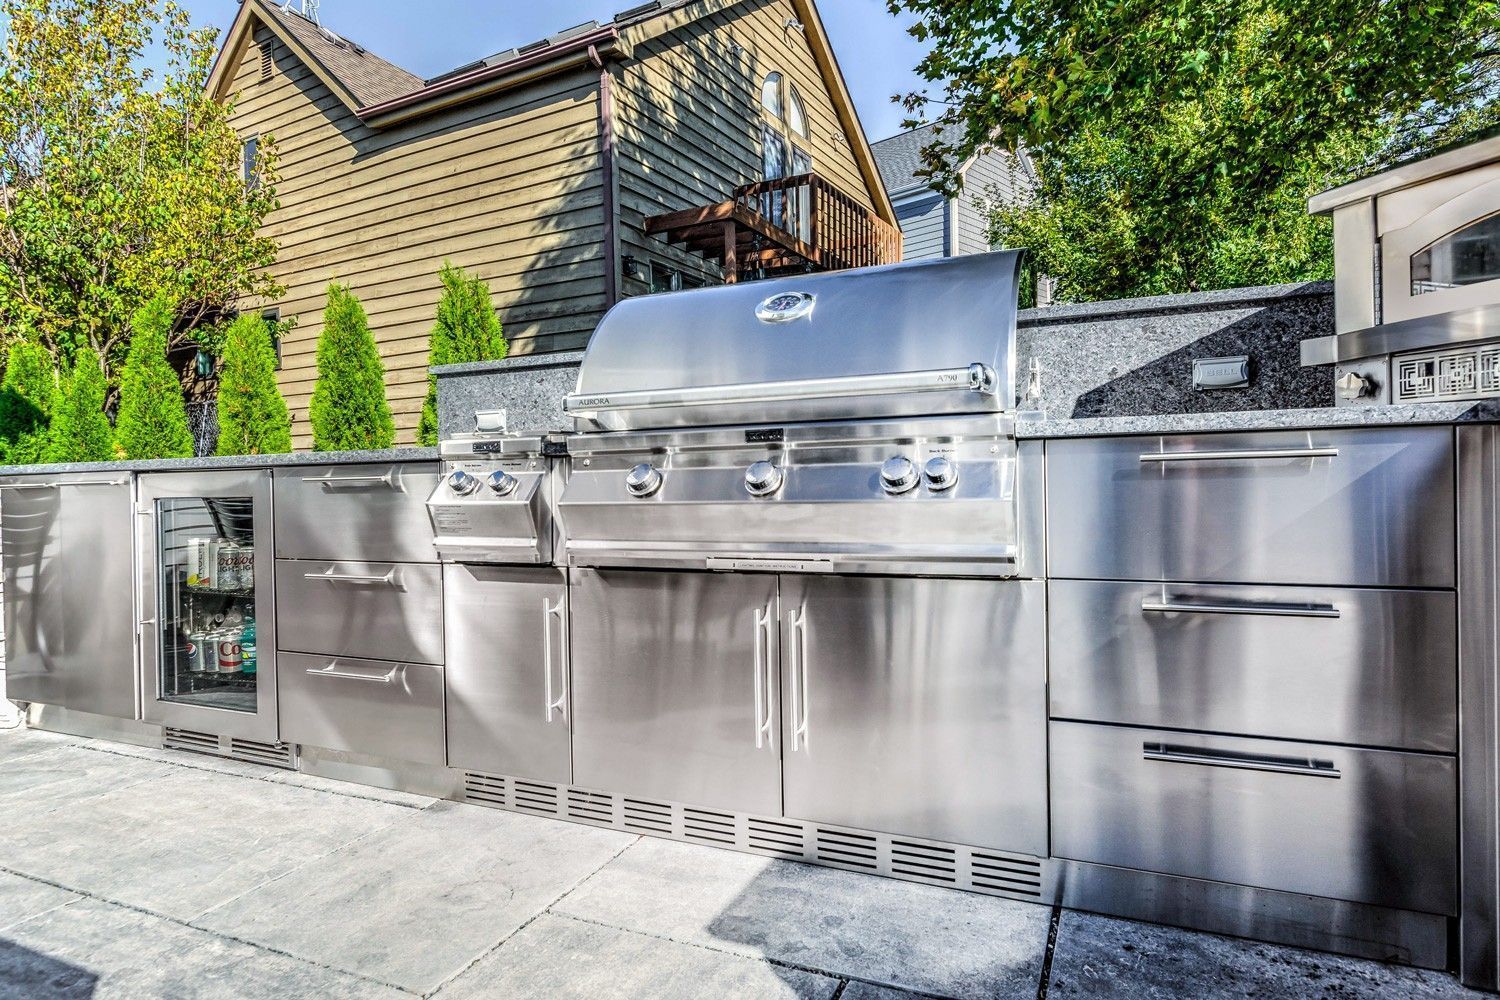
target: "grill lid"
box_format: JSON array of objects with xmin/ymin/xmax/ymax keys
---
[{"xmin": 566, "ymin": 250, "xmax": 1024, "ymax": 431}]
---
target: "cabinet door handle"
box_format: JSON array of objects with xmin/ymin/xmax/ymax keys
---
[
  {"xmin": 787, "ymin": 606, "xmax": 810, "ymax": 752},
  {"xmin": 304, "ymin": 568, "xmax": 399, "ymax": 587},
  {"xmin": 1143, "ymin": 742, "xmax": 1341, "ymax": 779},
  {"xmin": 544, "ymin": 597, "xmax": 568, "ymax": 723},
  {"xmin": 1139, "ymin": 447, "xmax": 1338, "ymax": 464},
  {"xmin": 1142, "ymin": 598, "xmax": 1341, "ymax": 619},
  {"xmin": 0, "ymin": 479, "xmax": 129, "ymax": 489},
  {"xmin": 753, "ymin": 603, "xmax": 775, "ymax": 749},
  {"xmin": 309, "ymin": 662, "xmax": 400, "ymax": 684},
  {"xmin": 302, "ymin": 471, "xmax": 401, "ymax": 490}
]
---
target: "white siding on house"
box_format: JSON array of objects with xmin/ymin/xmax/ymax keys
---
[{"xmin": 895, "ymin": 193, "xmax": 948, "ymax": 261}]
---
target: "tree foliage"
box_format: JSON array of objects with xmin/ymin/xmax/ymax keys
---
[
  {"xmin": 0, "ymin": 0, "xmax": 282, "ymax": 388},
  {"xmin": 417, "ymin": 263, "xmax": 508, "ymax": 447},
  {"xmin": 215, "ymin": 313, "xmax": 291, "ymax": 456},
  {"xmin": 0, "ymin": 339, "xmax": 56, "ymax": 463},
  {"xmin": 115, "ymin": 295, "xmax": 193, "ymax": 459},
  {"xmin": 891, "ymin": 0, "xmax": 1500, "ymax": 300},
  {"xmin": 45, "ymin": 346, "xmax": 113, "ymax": 463},
  {"xmin": 309, "ymin": 285, "xmax": 395, "ymax": 452}
]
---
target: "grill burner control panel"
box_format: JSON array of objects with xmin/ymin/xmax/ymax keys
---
[{"xmin": 621, "ymin": 452, "xmax": 973, "ymax": 499}]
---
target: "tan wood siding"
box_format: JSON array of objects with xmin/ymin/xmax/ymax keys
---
[
  {"xmin": 226, "ymin": 22, "xmax": 604, "ymax": 446},
  {"xmin": 614, "ymin": 0, "xmax": 874, "ymax": 297}
]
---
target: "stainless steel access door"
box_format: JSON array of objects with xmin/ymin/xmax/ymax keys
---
[
  {"xmin": 570, "ymin": 568, "xmax": 781, "ymax": 815},
  {"xmin": 444, "ymin": 564, "xmax": 571, "ymax": 784},
  {"xmin": 1, "ymin": 473, "xmax": 137, "ymax": 719},
  {"xmin": 780, "ymin": 576, "xmax": 1048, "ymax": 854}
]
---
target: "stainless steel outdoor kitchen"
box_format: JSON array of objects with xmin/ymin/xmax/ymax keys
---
[{"xmin": 10, "ymin": 160, "xmax": 1500, "ymax": 992}]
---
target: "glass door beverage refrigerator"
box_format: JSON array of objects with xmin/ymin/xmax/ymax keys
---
[{"xmin": 137, "ymin": 470, "xmax": 277, "ymax": 743}]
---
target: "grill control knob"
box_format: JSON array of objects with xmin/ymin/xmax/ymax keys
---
[
  {"xmin": 625, "ymin": 463, "xmax": 664, "ymax": 498},
  {"xmin": 447, "ymin": 470, "xmax": 480, "ymax": 496},
  {"xmin": 880, "ymin": 456, "xmax": 919, "ymax": 495},
  {"xmin": 487, "ymin": 471, "xmax": 520, "ymax": 496},
  {"xmin": 924, "ymin": 456, "xmax": 959, "ymax": 492},
  {"xmin": 745, "ymin": 461, "xmax": 784, "ymax": 497}
]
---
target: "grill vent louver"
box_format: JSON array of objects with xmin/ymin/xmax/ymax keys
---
[{"xmin": 456, "ymin": 771, "xmax": 1047, "ymax": 903}]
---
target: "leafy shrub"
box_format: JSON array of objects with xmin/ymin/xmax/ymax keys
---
[
  {"xmin": 308, "ymin": 284, "xmax": 394, "ymax": 452},
  {"xmin": 0, "ymin": 340, "xmax": 58, "ymax": 464},
  {"xmin": 215, "ymin": 313, "xmax": 291, "ymax": 456},
  {"xmin": 115, "ymin": 295, "xmax": 193, "ymax": 459},
  {"xmin": 417, "ymin": 263, "xmax": 508, "ymax": 446},
  {"xmin": 45, "ymin": 346, "xmax": 113, "ymax": 463}
]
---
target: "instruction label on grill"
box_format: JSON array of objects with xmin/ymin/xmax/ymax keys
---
[
  {"xmin": 431, "ymin": 509, "xmax": 475, "ymax": 534},
  {"xmin": 707, "ymin": 558, "xmax": 834, "ymax": 572}
]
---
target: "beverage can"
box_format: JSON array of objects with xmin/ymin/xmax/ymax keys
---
[
  {"xmin": 217, "ymin": 632, "xmax": 243, "ymax": 673},
  {"xmin": 240, "ymin": 617, "xmax": 257, "ymax": 675},
  {"xmin": 186, "ymin": 630, "xmax": 212, "ymax": 672},
  {"xmin": 186, "ymin": 538, "xmax": 205, "ymax": 588},
  {"xmin": 217, "ymin": 542, "xmax": 240, "ymax": 591},
  {"xmin": 236, "ymin": 545, "xmax": 255, "ymax": 591},
  {"xmin": 198, "ymin": 540, "xmax": 219, "ymax": 590}
]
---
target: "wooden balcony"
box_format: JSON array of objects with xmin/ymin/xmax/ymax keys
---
[{"xmin": 644, "ymin": 172, "xmax": 903, "ymax": 283}]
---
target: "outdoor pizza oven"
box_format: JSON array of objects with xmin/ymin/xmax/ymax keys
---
[{"xmin": 1301, "ymin": 133, "xmax": 1500, "ymax": 405}]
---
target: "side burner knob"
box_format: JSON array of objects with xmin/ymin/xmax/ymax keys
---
[
  {"xmin": 924, "ymin": 456, "xmax": 959, "ymax": 492},
  {"xmin": 487, "ymin": 471, "xmax": 520, "ymax": 496},
  {"xmin": 880, "ymin": 456, "xmax": 919, "ymax": 495},
  {"xmin": 625, "ymin": 463, "xmax": 664, "ymax": 498},
  {"xmin": 447, "ymin": 470, "xmax": 481, "ymax": 496}
]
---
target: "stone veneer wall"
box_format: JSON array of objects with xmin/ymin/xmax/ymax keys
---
[{"xmin": 431, "ymin": 282, "xmax": 1336, "ymax": 436}]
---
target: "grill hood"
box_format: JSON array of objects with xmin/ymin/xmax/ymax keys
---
[{"xmin": 566, "ymin": 250, "xmax": 1024, "ymax": 432}]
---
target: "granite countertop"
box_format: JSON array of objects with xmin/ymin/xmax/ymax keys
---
[
  {"xmin": 0, "ymin": 447, "xmax": 439, "ymax": 478},
  {"xmin": 1015, "ymin": 400, "xmax": 1500, "ymax": 438}
]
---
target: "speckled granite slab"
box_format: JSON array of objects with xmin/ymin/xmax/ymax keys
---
[
  {"xmin": 1016, "ymin": 400, "xmax": 1500, "ymax": 438},
  {"xmin": 0, "ymin": 447, "xmax": 439, "ymax": 479},
  {"xmin": 433, "ymin": 351, "xmax": 583, "ymax": 438}
]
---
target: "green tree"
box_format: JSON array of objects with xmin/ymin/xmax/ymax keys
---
[
  {"xmin": 215, "ymin": 313, "xmax": 291, "ymax": 456},
  {"xmin": 45, "ymin": 347, "xmax": 113, "ymax": 463},
  {"xmin": 0, "ymin": 340, "xmax": 57, "ymax": 464},
  {"xmin": 891, "ymin": 0, "xmax": 1499, "ymax": 299},
  {"xmin": 0, "ymin": 0, "xmax": 282, "ymax": 397},
  {"xmin": 308, "ymin": 285, "xmax": 395, "ymax": 452},
  {"xmin": 417, "ymin": 263, "xmax": 508, "ymax": 446},
  {"xmin": 115, "ymin": 295, "xmax": 194, "ymax": 459}
]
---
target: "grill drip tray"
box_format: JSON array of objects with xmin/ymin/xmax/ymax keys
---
[{"xmin": 461, "ymin": 771, "xmax": 1045, "ymax": 902}]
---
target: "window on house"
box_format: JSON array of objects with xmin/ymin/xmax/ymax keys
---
[
  {"xmin": 649, "ymin": 262, "xmax": 704, "ymax": 293},
  {"xmin": 242, "ymin": 136, "xmax": 259, "ymax": 188},
  {"xmin": 258, "ymin": 41, "xmax": 274, "ymax": 82},
  {"xmin": 760, "ymin": 72, "xmax": 783, "ymax": 119},
  {"xmin": 787, "ymin": 83, "xmax": 808, "ymax": 139},
  {"xmin": 1412, "ymin": 212, "xmax": 1500, "ymax": 295},
  {"xmin": 262, "ymin": 308, "xmax": 283, "ymax": 370}
]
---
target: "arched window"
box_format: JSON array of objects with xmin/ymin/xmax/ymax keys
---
[
  {"xmin": 1412, "ymin": 212, "xmax": 1500, "ymax": 295},
  {"xmin": 787, "ymin": 83, "xmax": 808, "ymax": 139},
  {"xmin": 760, "ymin": 72, "xmax": 783, "ymax": 119}
]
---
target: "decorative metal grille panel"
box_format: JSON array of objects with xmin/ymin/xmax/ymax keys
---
[{"xmin": 1395, "ymin": 345, "xmax": 1500, "ymax": 403}]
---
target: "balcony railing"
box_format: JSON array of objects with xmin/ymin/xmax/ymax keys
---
[{"xmin": 644, "ymin": 172, "xmax": 903, "ymax": 283}]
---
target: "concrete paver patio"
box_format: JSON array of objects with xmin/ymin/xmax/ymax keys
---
[{"xmin": 0, "ymin": 724, "xmax": 1486, "ymax": 999}]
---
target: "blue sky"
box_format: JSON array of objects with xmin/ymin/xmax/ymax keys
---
[{"xmin": 174, "ymin": 0, "xmax": 930, "ymax": 141}]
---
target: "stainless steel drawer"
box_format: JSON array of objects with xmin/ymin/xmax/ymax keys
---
[
  {"xmin": 275, "ymin": 560, "xmax": 443, "ymax": 665},
  {"xmin": 273, "ymin": 464, "xmax": 440, "ymax": 563},
  {"xmin": 1049, "ymin": 580, "xmax": 1457, "ymax": 751},
  {"xmin": 1050, "ymin": 721, "xmax": 1457, "ymax": 915},
  {"xmin": 1046, "ymin": 428, "xmax": 1455, "ymax": 587},
  {"xmin": 278, "ymin": 651, "xmax": 444, "ymax": 765}
]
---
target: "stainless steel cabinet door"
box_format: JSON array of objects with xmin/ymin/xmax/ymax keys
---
[
  {"xmin": 1047, "ymin": 428, "xmax": 1455, "ymax": 587},
  {"xmin": 444, "ymin": 565, "xmax": 570, "ymax": 784},
  {"xmin": 278, "ymin": 652, "xmax": 445, "ymax": 765},
  {"xmin": 272, "ymin": 464, "xmax": 440, "ymax": 563},
  {"xmin": 780, "ymin": 576, "xmax": 1048, "ymax": 854},
  {"xmin": 571, "ymin": 568, "xmax": 781, "ymax": 815},
  {"xmin": 1, "ymin": 474, "xmax": 136, "ymax": 719}
]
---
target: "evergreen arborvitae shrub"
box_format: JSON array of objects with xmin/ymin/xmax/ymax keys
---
[
  {"xmin": 308, "ymin": 284, "xmax": 395, "ymax": 452},
  {"xmin": 45, "ymin": 347, "xmax": 113, "ymax": 463},
  {"xmin": 115, "ymin": 295, "xmax": 195, "ymax": 460},
  {"xmin": 0, "ymin": 341, "xmax": 58, "ymax": 465},
  {"xmin": 417, "ymin": 263, "xmax": 508, "ymax": 446},
  {"xmin": 216, "ymin": 313, "xmax": 292, "ymax": 456}
]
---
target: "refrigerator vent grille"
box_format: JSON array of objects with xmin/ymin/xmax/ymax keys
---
[
  {"xmin": 457, "ymin": 771, "xmax": 1046, "ymax": 904},
  {"xmin": 162, "ymin": 729, "xmax": 296, "ymax": 770}
]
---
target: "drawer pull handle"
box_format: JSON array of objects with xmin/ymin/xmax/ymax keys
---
[
  {"xmin": 302, "ymin": 471, "xmax": 401, "ymax": 490},
  {"xmin": 1142, "ymin": 598, "xmax": 1341, "ymax": 619},
  {"xmin": 309, "ymin": 662, "xmax": 401, "ymax": 684},
  {"xmin": 304, "ymin": 568, "xmax": 400, "ymax": 587},
  {"xmin": 1139, "ymin": 447, "xmax": 1339, "ymax": 463},
  {"xmin": 1144, "ymin": 742, "xmax": 1341, "ymax": 779},
  {"xmin": 0, "ymin": 479, "xmax": 130, "ymax": 489}
]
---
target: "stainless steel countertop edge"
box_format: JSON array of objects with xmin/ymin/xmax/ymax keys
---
[
  {"xmin": 1014, "ymin": 401, "xmax": 1500, "ymax": 439},
  {"xmin": 0, "ymin": 447, "xmax": 440, "ymax": 478}
]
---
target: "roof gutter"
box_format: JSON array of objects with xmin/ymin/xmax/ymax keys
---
[{"xmin": 357, "ymin": 24, "xmax": 629, "ymax": 127}]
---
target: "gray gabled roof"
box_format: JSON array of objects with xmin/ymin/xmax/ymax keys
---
[
  {"xmin": 265, "ymin": 4, "xmax": 422, "ymax": 107},
  {"xmin": 871, "ymin": 123, "xmax": 948, "ymax": 196}
]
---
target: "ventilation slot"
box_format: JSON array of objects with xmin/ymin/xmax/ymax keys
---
[
  {"xmin": 815, "ymin": 828, "xmax": 877, "ymax": 870},
  {"xmin": 567, "ymin": 788, "xmax": 616, "ymax": 825},
  {"xmin": 227, "ymin": 738, "xmax": 296, "ymax": 770},
  {"xmin": 512, "ymin": 780, "xmax": 560, "ymax": 816},
  {"xmin": 463, "ymin": 772, "xmax": 508, "ymax": 809},
  {"xmin": 163, "ymin": 728, "xmax": 220, "ymax": 754},
  {"xmin": 258, "ymin": 41, "xmax": 274, "ymax": 81},
  {"xmin": 891, "ymin": 840, "xmax": 957, "ymax": 884},
  {"xmin": 969, "ymin": 850, "xmax": 1044, "ymax": 897},
  {"xmin": 683, "ymin": 808, "xmax": 736, "ymax": 845},
  {"xmin": 748, "ymin": 818, "xmax": 805, "ymax": 858},
  {"xmin": 623, "ymin": 798, "xmax": 673, "ymax": 835}
]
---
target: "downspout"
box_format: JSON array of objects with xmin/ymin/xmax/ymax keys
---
[{"xmin": 590, "ymin": 45, "xmax": 619, "ymax": 309}]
